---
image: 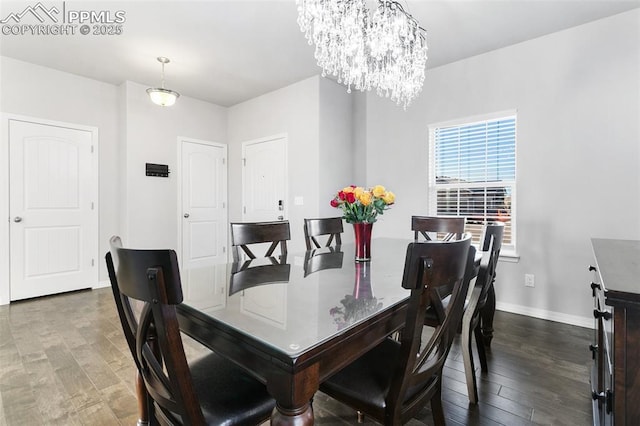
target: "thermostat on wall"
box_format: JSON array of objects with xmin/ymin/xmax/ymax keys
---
[{"xmin": 146, "ymin": 163, "xmax": 170, "ymax": 177}]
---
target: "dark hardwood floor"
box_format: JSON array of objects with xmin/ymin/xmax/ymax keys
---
[{"xmin": 0, "ymin": 288, "xmax": 592, "ymax": 425}]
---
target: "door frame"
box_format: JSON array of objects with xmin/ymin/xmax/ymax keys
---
[
  {"xmin": 241, "ymin": 133, "xmax": 289, "ymax": 221},
  {"xmin": 0, "ymin": 113, "xmax": 99, "ymax": 305},
  {"xmin": 176, "ymin": 137, "xmax": 228, "ymax": 266}
]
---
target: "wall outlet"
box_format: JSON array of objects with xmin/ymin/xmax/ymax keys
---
[{"xmin": 525, "ymin": 274, "xmax": 535, "ymax": 287}]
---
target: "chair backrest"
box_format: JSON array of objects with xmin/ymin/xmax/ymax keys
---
[
  {"xmin": 477, "ymin": 223, "xmax": 504, "ymax": 305},
  {"xmin": 387, "ymin": 235, "xmax": 476, "ymax": 423},
  {"xmin": 230, "ymin": 221, "xmax": 291, "ymax": 262},
  {"xmin": 303, "ymin": 217, "xmax": 343, "ymax": 250},
  {"xmin": 481, "ymin": 222, "xmax": 504, "ymax": 254},
  {"xmin": 411, "ymin": 215, "xmax": 465, "ymax": 242},
  {"xmin": 106, "ymin": 236, "xmax": 206, "ymax": 424}
]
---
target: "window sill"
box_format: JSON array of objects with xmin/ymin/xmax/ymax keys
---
[{"xmin": 498, "ymin": 251, "xmax": 520, "ymax": 263}]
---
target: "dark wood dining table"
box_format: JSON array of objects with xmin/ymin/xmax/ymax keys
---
[{"xmin": 175, "ymin": 238, "xmax": 478, "ymax": 425}]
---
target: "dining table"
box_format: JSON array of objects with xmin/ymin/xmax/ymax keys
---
[{"xmin": 175, "ymin": 238, "xmax": 476, "ymax": 425}]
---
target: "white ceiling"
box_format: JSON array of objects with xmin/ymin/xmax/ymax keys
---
[{"xmin": 1, "ymin": 0, "xmax": 639, "ymax": 106}]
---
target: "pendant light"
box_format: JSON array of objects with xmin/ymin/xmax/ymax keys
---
[{"xmin": 146, "ymin": 57, "xmax": 180, "ymax": 107}]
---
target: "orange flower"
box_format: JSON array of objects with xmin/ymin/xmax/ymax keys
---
[
  {"xmin": 372, "ymin": 185, "xmax": 386, "ymax": 198},
  {"xmin": 382, "ymin": 191, "xmax": 395, "ymax": 205},
  {"xmin": 359, "ymin": 191, "xmax": 373, "ymax": 206}
]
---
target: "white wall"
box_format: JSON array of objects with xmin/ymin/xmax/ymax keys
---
[
  {"xmin": 120, "ymin": 81, "xmax": 227, "ymax": 249},
  {"xmin": 227, "ymin": 76, "xmax": 354, "ymax": 252},
  {"xmin": 0, "ymin": 56, "xmax": 120, "ymax": 302},
  {"xmin": 318, "ymin": 77, "xmax": 354, "ymax": 220},
  {"xmin": 229, "ymin": 76, "xmax": 335, "ymax": 253},
  {"xmin": 0, "ymin": 58, "xmax": 227, "ymax": 304},
  {"xmin": 361, "ymin": 10, "xmax": 640, "ymax": 325}
]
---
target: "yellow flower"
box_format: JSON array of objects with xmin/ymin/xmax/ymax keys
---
[
  {"xmin": 359, "ymin": 191, "xmax": 373, "ymax": 206},
  {"xmin": 372, "ymin": 185, "xmax": 386, "ymax": 198},
  {"xmin": 342, "ymin": 186, "xmax": 355, "ymax": 194},
  {"xmin": 354, "ymin": 187, "xmax": 365, "ymax": 198},
  {"xmin": 382, "ymin": 191, "xmax": 396, "ymax": 205}
]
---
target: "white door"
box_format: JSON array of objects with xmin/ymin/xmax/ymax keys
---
[
  {"xmin": 9, "ymin": 119, "xmax": 98, "ymax": 301},
  {"xmin": 180, "ymin": 139, "xmax": 228, "ymax": 268},
  {"xmin": 242, "ymin": 135, "xmax": 287, "ymax": 222}
]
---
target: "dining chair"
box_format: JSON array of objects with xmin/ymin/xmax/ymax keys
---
[
  {"xmin": 319, "ymin": 236, "xmax": 476, "ymax": 425},
  {"xmin": 461, "ymin": 222, "xmax": 504, "ymax": 403},
  {"xmin": 303, "ymin": 217, "xmax": 343, "ymax": 250},
  {"xmin": 230, "ymin": 221, "xmax": 291, "ymax": 262},
  {"xmin": 413, "ymin": 215, "xmax": 467, "ymax": 318},
  {"xmin": 479, "ymin": 223, "xmax": 505, "ymax": 348},
  {"xmin": 411, "ymin": 215, "xmax": 465, "ymax": 242},
  {"xmin": 106, "ymin": 236, "xmax": 275, "ymax": 425}
]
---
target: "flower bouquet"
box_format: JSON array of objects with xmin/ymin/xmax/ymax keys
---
[{"xmin": 330, "ymin": 185, "xmax": 395, "ymax": 261}]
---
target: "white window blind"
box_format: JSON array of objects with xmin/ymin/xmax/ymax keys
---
[{"xmin": 429, "ymin": 114, "xmax": 516, "ymax": 252}]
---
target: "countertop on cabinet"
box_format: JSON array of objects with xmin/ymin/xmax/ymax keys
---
[{"xmin": 591, "ymin": 238, "xmax": 640, "ymax": 306}]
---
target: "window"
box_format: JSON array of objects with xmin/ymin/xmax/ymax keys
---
[{"xmin": 428, "ymin": 112, "xmax": 516, "ymax": 253}]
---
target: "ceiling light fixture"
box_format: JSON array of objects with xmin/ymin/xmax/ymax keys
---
[
  {"xmin": 146, "ymin": 57, "xmax": 180, "ymax": 107},
  {"xmin": 297, "ymin": 0, "xmax": 428, "ymax": 109}
]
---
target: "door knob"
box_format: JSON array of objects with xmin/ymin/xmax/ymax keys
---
[
  {"xmin": 13, "ymin": 216, "xmax": 22, "ymax": 223},
  {"xmin": 183, "ymin": 213, "xmax": 190, "ymax": 218},
  {"xmin": 277, "ymin": 215, "xmax": 284, "ymax": 220}
]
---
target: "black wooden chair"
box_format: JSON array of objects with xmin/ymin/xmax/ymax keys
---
[
  {"xmin": 303, "ymin": 217, "xmax": 343, "ymax": 250},
  {"xmin": 411, "ymin": 215, "xmax": 465, "ymax": 242},
  {"xmin": 319, "ymin": 236, "xmax": 476, "ymax": 425},
  {"xmin": 479, "ymin": 223, "xmax": 505, "ymax": 348},
  {"xmin": 230, "ymin": 221, "xmax": 290, "ymax": 262},
  {"xmin": 461, "ymin": 223, "xmax": 504, "ymax": 403},
  {"xmin": 106, "ymin": 236, "xmax": 275, "ymax": 425},
  {"xmin": 413, "ymin": 216, "xmax": 467, "ymax": 323}
]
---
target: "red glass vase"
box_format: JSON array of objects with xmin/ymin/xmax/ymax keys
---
[{"xmin": 353, "ymin": 222, "xmax": 373, "ymax": 262}]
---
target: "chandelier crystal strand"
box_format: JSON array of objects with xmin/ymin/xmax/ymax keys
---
[{"xmin": 296, "ymin": 0, "xmax": 427, "ymax": 108}]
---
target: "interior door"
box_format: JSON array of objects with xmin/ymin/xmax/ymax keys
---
[
  {"xmin": 242, "ymin": 135, "xmax": 287, "ymax": 222},
  {"xmin": 9, "ymin": 119, "xmax": 98, "ymax": 301},
  {"xmin": 181, "ymin": 140, "xmax": 228, "ymax": 267}
]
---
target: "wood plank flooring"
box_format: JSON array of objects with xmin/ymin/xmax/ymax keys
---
[{"xmin": 0, "ymin": 288, "xmax": 593, "ymax": 425}]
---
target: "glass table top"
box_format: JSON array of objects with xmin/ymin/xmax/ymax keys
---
[{"xmin": 179, "ymin": 238, "xmax": 413, "ymax": 357}]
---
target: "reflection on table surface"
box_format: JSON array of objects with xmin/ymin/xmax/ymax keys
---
[
  {"xmin": 180, "ymin": 238, "xmax": 412, "ymax": 357},
  {"xmin": 303, "ymin": 246, "xmax": 344, "ymax": 276}
]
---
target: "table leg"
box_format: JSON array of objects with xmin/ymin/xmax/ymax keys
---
[
  {"xmin": 270, "ymin": 403, "xmax": 314, "ymax": 426},
  {"xmin": 267, "ymin": 365, "xmax": 318, "ymax": 426},
  {"xmin": 480, "ymin": 283, "xmax": 496, "ymax": 347}
]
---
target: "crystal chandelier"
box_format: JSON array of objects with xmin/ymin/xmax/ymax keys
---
[{"xmin": 297, "ymin": 0, "xmax": 428, "ymax": 108}]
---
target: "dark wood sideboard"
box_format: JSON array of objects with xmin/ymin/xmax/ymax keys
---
[{"xmin": 590, "ymin": 238, "xmax": 640, "ymax": 425}]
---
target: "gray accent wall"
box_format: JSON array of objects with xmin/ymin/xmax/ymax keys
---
[{"xmin": 361, "ymin": 10, "xmax": 640, "ymax": 325}]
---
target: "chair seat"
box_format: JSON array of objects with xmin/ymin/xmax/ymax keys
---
[
  {"xmin": 320, "ymin": 338, "xmax": 437, "ymax": 418},
  {"xmin": 190, "ymin": 352, "xmax": 275, "ymax": 425}
]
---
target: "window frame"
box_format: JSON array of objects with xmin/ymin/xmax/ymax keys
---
[{"xmin": 428, "ymin": 110, "xmax": 518, "ymax": 258}]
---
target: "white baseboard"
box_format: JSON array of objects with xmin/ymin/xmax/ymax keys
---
[
  {"xmin": 93, "ymin": 280, "xmax": 110, "ymax": 289},
  {"xmin": 496, "ymin": 301, "xmax": 593, "ymax": 329}
]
